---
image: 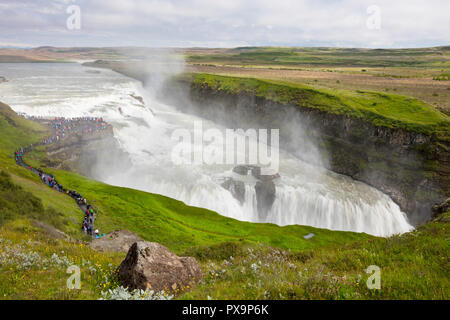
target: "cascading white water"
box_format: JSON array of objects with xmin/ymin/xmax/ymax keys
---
[
  {"xmin": 0, "ymin": 62, "xmax": 414, "ymax": 237},
  {"xmin": 242, "ymin": 183, "xmax": 259, "ymax": 221},
  {"xmin": 267, "ymin": 180, "xmax": 413, "ymax": 237}
]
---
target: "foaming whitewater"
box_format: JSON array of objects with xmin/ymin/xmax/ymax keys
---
[
  {"xmin": 268, "ymin": 172, "xmax": 413, "ymax": 236},
  {"xmin": 0, "ymin": 62, "xmax": 414, "ymax": 237}
]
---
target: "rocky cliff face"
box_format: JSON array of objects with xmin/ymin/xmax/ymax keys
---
[
  {"xmin": 160, "ymin": 80, "xmax": 449, "ymax": 225},
  {"xmin": 221, "ymin": 165, "xmax": 278, "ymax": 220},
  {"xmin": 43, "ymin": 126, "xmax": 133, "ymax": 180}
]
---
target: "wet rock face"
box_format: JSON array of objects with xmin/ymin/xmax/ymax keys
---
[
  {"xmin": 118, "ymin": 241, "xmax": 202, "ymax": 292},
  {"xmin": 174, "ymin": 83, "xmax": 449, "ymax": 225},
  {"xmin": 232, "ymin": 165, "xmax": 251, "ymax": 176},
  {"xmin": 232, "ymin": 165, "xmax": 280, "ymax": 181},
  {"xmin": 233, "ymin": 165, "xmax": 261, "ymax": 177},
  {"xmin": 222, "ymin": 165, "xmax": 279, "ymax": 220},
  {"xmin": 432, "ymin": 198, "xmax": 450, "ymax": 218},
  {"xmin": 130, "ymin": 93, "xmax": 145, "ymax": 105},
  {"xmin": 221, "ymin": 178, "xmax": 246, "ymax": 204},
  {"xmin": 255, "ymin": 180, "xmax": 276, "ymax": 220}
]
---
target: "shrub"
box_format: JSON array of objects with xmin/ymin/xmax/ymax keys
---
[
  {"xmin": 433, "ymin": 73, "xmax": 450, "ymax": 81},
  {"xmin": 0, "ymin": 170, "xmax": 67, "ymax": 231}
]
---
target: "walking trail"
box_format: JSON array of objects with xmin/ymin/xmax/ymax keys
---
[{"xmin": 14, "ymin": 116, "xmax": 109, "ymax": 238}]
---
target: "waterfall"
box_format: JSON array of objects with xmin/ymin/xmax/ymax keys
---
[
  {"xmin": 0, "ymin": 62, "xmax": 414, "ymax": 238},
  {"xmin": 265, "ymin": 184, "xmax": 413, "ymax": 237}
]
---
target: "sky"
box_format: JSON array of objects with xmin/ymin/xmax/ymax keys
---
[{"xmin": 1, "ymin": 0, "xmax": 449, "ymax": 48}]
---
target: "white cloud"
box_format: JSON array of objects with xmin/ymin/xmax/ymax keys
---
[
  {"xmin": 0, "ymin": 0, "xmax": 448, "ymax": 48},
  {"xmin": 0, "ymin": 41, "xmax": 34, "ymax": 48}
]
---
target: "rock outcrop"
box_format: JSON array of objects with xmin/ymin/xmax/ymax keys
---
[
  {"xmin": 130, "ymin": 93, "xmax": 145, "ymax": 105},
  {"xmin": 222, "ymin": 165, "xmax": 279, "ymax": 220},
  {"xmin": 432, "ymin": 198, "xmax": 450, "ymax": 218},
  {"xmin": 40, "ymin": 123, "xmax": 133, "ymax": 179},
  {"xmin": 255, "ymin": 180, "xmax": 276, "ymax": 219},
  {"xmin": 221, "ymin": 178, "xmax": 246, "ymax": 204},
  {"xmin": 90, "ymin": 230, "xmax": 142, "ymax": 253},
  {"xmin": 118, "ymin": 241, "xmax": 202, "ymax": 292}
]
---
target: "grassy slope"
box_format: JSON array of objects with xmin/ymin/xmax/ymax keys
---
[
  {"xmin": 0, "ymin": 102, "xmax": 88, "ymax": 237},
  {"xmin": 181, "ymin": 212, "xmax": 450, "ymax": 300},
  {"xmin": 189, "ymin": 73, "xmax": 450, "ymax": 137},
  {"xmin": 40, "ymin": 170, "xmax": 370, "ymax": 253},
  {"xmin": 0, "ymin": 219, "xmax": 123, "ymax": 299}
]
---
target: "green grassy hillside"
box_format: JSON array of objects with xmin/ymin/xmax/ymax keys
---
[
  {"xmin": 39, "ymin": 170, "xmax": 370, "ymax": 253},
  {"xmin": 0, "ymin": 218, "xmax": 123, "ymax": 299},
  {"xmin": 189, "ymin": 73, "xmax": 450, "ymax": 137},
  {"xmin": 180, "ymin": 212, "xmax": 449, "ymax": 300},
  {"xmin": 0, "ymin": 102, "xmax": 88, "ymax": 237}
]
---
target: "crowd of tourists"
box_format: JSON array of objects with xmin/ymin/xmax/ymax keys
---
[
  {"xmin": 14, "ymin": 116, "xmax": 110, "ymax": 238},
  {"xmin": 21, "ymin": 115, "xmax": 109, "ymax": 145}
]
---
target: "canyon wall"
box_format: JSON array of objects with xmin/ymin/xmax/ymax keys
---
[
  {"xmin": 82, "ymin": 61, "xmax": 449, "ymax": 225},
  {"xmin": 160, "ymin": 79, "xmax": 449, "ymax": 225}
]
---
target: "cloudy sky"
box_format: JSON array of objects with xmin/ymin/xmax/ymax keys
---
[{"xmin": 1, "ymin": 0, "xmax": 449, "ymax": 48}]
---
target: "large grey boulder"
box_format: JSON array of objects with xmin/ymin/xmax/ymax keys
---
[{"xmin": 118, "ymin": 241, "xmax": 202, "ymax": 293}]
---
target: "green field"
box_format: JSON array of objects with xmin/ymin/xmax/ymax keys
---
[
  {"xmin": 187, "ymin": 46, "xmax": 450, "ymax": 68},
  {"xmin": 185, "ymin": 46, "xmax": 450, "ymax": 114}
]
